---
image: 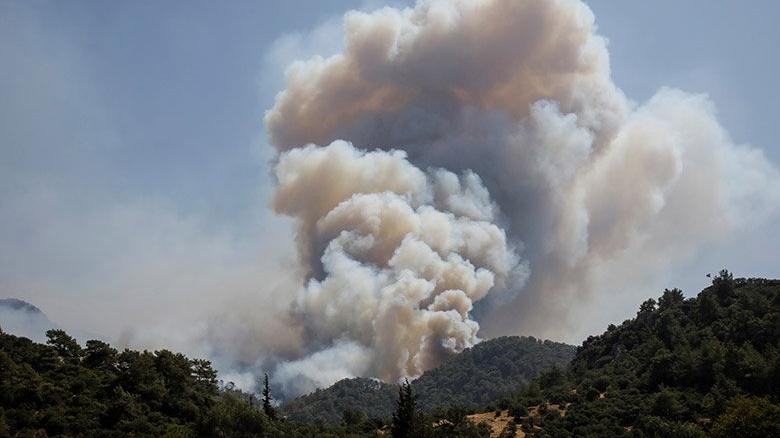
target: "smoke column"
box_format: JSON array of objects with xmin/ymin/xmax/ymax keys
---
[
  {"xmin": 267, "ymin": 140, "xmax": 523, "ymax": 395},
  {"xmin": 262, "ymin": 0, "xmax": 780, "ymax": 395}
]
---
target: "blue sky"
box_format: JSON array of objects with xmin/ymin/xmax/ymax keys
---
[{"xmin": 1, "ymin": 0, "xmax": 778, "ymax": 348}]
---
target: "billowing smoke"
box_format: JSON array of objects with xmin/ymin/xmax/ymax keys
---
[
  {"xmin": 260, "ymin": 0, "xmax": 780, "ymax": 395},
  {"xmin": 269, "ymin": 140, "xmax": 522, "ymax": 394}
]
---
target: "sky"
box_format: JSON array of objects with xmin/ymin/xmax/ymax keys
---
[{"xmin": 1, "ymin": 0, "xmax": 779, "ymax": 374}]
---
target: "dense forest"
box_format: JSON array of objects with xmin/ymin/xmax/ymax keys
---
[
  {"xmin": 282, "ymin": 336, "xmax": 575, "ymax": 424},
  {"xmin": 0, "ymin": 327, "xmax": 508, "ymax": 437},
  {"xmin": 0, "ymin": 328, "xmax": 389, "ymax": 437},
  {"xmin": 498, "ymin": 271, "xmax": 780, "ymax": 437},
  {"xmin": 1, "ymin": 271, "xmax": 778, "ymax": 437},
  {"xmin": 282, "ymin": 378, "xmax": 396, "ymax": 426}
]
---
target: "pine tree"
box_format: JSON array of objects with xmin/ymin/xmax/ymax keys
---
[
  {"xmin": 391, "ymin": 379, "xmax": 416, "ymax": 438},
  {"xmin": 262, "ymin": 373, "xmax": 276, "ymax": 420}
]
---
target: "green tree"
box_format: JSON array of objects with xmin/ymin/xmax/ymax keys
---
[
  {"xmin": 713, "ymin": 269, "xmax": 735, "ymax": 303},
  {"xmin": 262, "ymin": 373, "xmax": 276, "ymax": 420},
  {"xmin": 712, "ymin": 396, "xmax": 780, "ymax": 437},
  {"xmin": 392, "ymin": 379, "xmax": 416, "ymax": 438},
  {"xmin": 658, "ymin": 288, "xmax": 684, "ymax": 309},
  {"xmin": 46, "ymin": 329, "xmax": 81, "ymax": 359},
  {"xmin": 342, "ymin": 408, "xmax": 366, "ymax": 426},
  {"xmin": 83, "ymin": 339, "xmax": 118, "ymax": 370}
]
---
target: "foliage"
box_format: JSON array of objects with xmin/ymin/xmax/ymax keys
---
[
  {"xmin": 391, "ymin": 380, "xmax": 416, "ymax": 438},
  {"xmin": 4, "ymin": 270, "xmax": 777, "ymax": 437},
  {"xmin": 504, "ymin": 272, "xmax": 780, "ymax": 437},
  {"xmin": 282, "ymin": 336, "xmax": 575, "ymax": 424},
  {"xmin": 415, "ymin": 336, "xmax": 575, "ymax": 411},
  {"xmin": 0, "ymin": 329, "xmax": 383, "ymax": 437},
  {"xmin": 282, "ymin": 377, "xmax": 398, "ymax": 426},
  {"xmin": 262, "ymin": 373, "xmax": 276, "ymax": 420},
  {"xmin": 711, "ymin": 396, "xmax": 780, "ymax": 437},
  {"xmin": 389, "ymin": 387, "xmax": 491, "ymax": 438}
]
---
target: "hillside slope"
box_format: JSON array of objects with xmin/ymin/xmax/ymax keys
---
[
  {"xmin": 282, "ymin": 336, "xmax": 576, "ymax": 424},
  {"xmin": 504, "ymin": 272, "xmax": 780, "ymax": 437},
  {"xmin": 0, "ymin": 329, "xmax": 386, "ymax": 437}
]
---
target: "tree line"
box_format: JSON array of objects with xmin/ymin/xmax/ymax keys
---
[
  {"xmin": 492, "ymin": 271, "xmax": 780, "ymax": 437},
  {"xmin": 2, "ymin": 270, "xmax": 777, "ymax": 436}
]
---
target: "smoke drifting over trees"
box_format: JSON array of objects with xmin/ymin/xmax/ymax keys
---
[{"xmin": 259, "ymin": 0, "xmax": 780, "ymax": 396}]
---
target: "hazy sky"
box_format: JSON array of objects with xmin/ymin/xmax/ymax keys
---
[{"xmin": 1, "ymin": 0, "xmax": 779, "ymax": 351}]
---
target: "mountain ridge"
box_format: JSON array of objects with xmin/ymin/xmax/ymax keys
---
[
  {"xmin": 0, "ymin": 298, "xmax": 45, "ymax": 314},
  {"xmin": 281, "ymin": 335, "xmax": 576, "ymax": 424}
]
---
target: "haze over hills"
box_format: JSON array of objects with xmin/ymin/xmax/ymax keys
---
[
  {"xmin": 1, "ymin": 0, "xmax": 779, "ymax": 436},
  {"xmin": 282, "ymin": 336, "xmax": 576, "ymax": 424},
  {"xmin": 0, "ymin": 298, "xmax": 56, "ymax": 343}
]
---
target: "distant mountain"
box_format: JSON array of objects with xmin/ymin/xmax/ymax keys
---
[
  {"xmin": 0, "ymin": 298, "xmax": 44, "ymax": 313},
  {"xmin": 282, "ymin": 336, "xmax": 576, "ymax": 424},
  {"xmin": 0, "ymin": 298, "xmax": 56, "ymax": 342}
]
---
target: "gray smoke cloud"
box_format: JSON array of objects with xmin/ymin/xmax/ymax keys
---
[{"xmin": 260, "ymin": 0, "xmax": 780, "ymax": 394}]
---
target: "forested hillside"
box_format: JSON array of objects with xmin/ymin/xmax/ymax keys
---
[
  {"xmin": 501, "ymin": 272, "xmax": 780, "ymax": 437},
  {"xmin": 282, "ymin": 378, "xmax": 397, "ymax": 425},
  {"xmin": 0, "ymin": 329, "xmax": 380, "ymax": 437},
  {"xmin": 282, "ymin": 336, "xmax": 575, "ymax": 424},
  {"xmin": 2, "ymin": 272, "xmax": 777, "ymax": 437}
]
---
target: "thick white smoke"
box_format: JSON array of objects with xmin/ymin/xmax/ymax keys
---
[
  {"xmin": 270, "ymin": 140, "xmax": 522, "ymax": 395},
  {"xmin": 261, "ymin": 0, "xmax": 780, "ymax": 395}
]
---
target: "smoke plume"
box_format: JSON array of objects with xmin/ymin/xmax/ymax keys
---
[
  {"xmin": 261, "ymin": 0, "xmax": 780, "ymax": 395},
  {"xmin": 269, "ymin": 140, "xmax": 522, "ymax": 394}
]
